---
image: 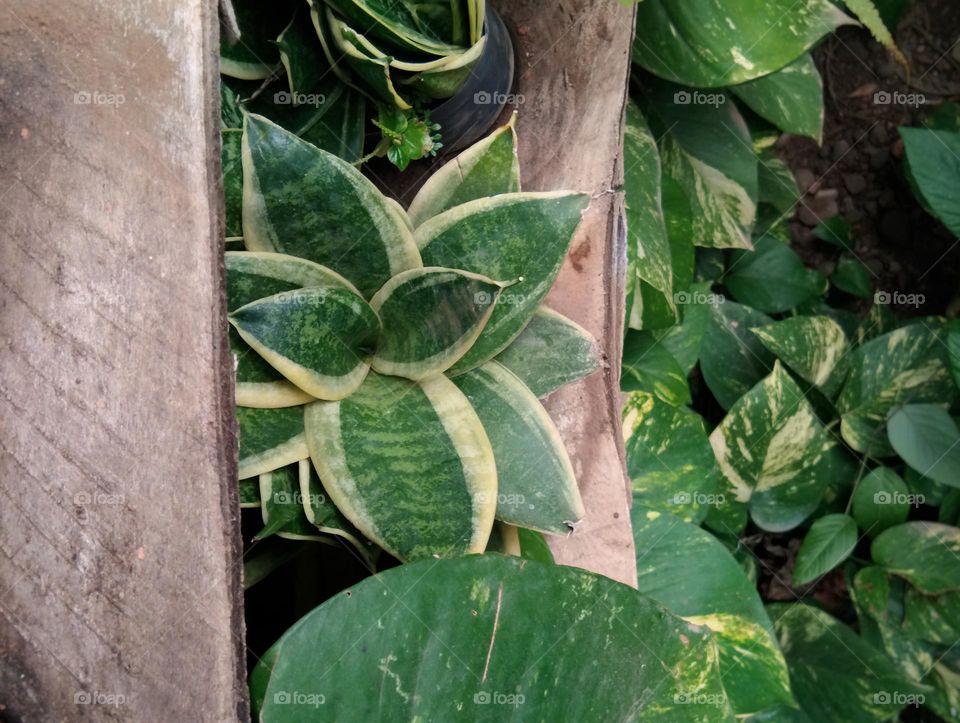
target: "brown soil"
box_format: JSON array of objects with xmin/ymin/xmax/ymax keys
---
[{"xmin": 778, "ymin": 0, "xmax": 960, "ymax": 316}]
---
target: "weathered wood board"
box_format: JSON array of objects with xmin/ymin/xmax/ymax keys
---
[
  {"xmin": 500, "ymin": 0, "xmax": 637, "ymax": 587},
  {"xmin": 0, "ymin": 1, "xmax": 247, "ymax": 720},
  {"xmin": 0, "ymin": 0, "xmax": 635, "ymax": 718}
]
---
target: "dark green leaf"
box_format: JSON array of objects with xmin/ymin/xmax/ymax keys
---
[{"xmin": 792, "ymin": 513, "xmax": 858, "ymax": 585}]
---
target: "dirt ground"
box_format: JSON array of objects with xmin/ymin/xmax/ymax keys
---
[{"xmin": 780, "ymin": 0, "xmax": 960, "ymax": 316}]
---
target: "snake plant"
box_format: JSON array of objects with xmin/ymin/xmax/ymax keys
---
[
  {"xmin": 230, "ymin": 113, "xmax": 599, "ymax": 564},
  {"xmin": 221, "ymin": 0, "xmax": 490, "ymax": 169}
]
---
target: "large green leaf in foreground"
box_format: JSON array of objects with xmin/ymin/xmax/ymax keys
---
[
  {"xmin": 304, "ymin": 373, "xmax": 497, "ymax": 561},
  {"xmin": 417, "ymin": 192, "xmax": 589, "ymax": 373},
  {"xmin": 256, "ymin": 555, "xmax": 734, "ymax": 722},
  {"xmin": 708, "ymin": 363, "xmax": 839, "ymax": 534},
  {"xmin": 369, "ymin": 268, "xmax": 504, "ymax": 380},
  {"xmin": 453, "ymin": 362, "xmax": 584, "ymax": 534},
  {"xmin": 632, "ymin": 507, "xmax": 793, "ymax": 715},
  {"xmin": 632, "ymin": 0, "xmax": 853, "ymax": 87},
  {"xmin": 767, "ymin": 603, "xmax": 925, "ymax": 722},
  {"xmin": 230, "ymin": 287, "xmax": 381, "ymax": 400},
  {"xmin": 493, "ymin": 307, "xmax": 599, "ymax": 398},
  {"xmin": 242, "ymin": 114, "xmax": 421, "ymax": 297}
]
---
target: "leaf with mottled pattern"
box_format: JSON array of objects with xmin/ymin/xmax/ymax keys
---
[
  {"xmin": 408, "ymin": 114, "xmax": 520, "ymax": 227},
  {"xmin": 837, "ymin": 323, "xmax": 956, "ymax": 455},
  {"xmin": 730, "ymin": 54, "xmax": 824, "ymax": 142},
  {"xmin": 707, "ymin": 362, "xmax": 839, "ymax": 534},
  {"xmin": 752, "ymin": 315, "xmax": 850, "ymax": 398},
  {"xmin": 303, "ymin": 372, "xmax": 496, "ymax": 561},
  {"xmin": 257, "ymin": 555, "xmax": 735, "ymax": 722},
  {"xmin": 768, "ymin": 603, "xmax": 925, "ymax": 723},
  {"xmin": 452, "ymin": 362, "xmax": 584, "ymax": 534},
  {"xmin": 493, "ymin": 307, "xmax": 599, "ymax": 398},
  {"xmin": 369, "ymin": 268, "xmax": 504, "ymax": 380},
  {"xmin": 416, "ymin": 192, "xmax": 589, "ymax": 374},
  {"xmin": 623, "ymin": 392, "xmax": 718, "ymax": 524},
  {"xmin": 643, "ymin": 82, "xmax": 757, "ymax": 250},
  {"xmin": 631, "ymin": 507, "xmax": 793, "ymax": 715},
  {"xmin": 242, "ymin": 114, "xmax": 421, "ymax": 298},
  {"xmin": 872, "ymin": 522, "xmax": 960, "ymax": 594},
  {"xmin": 632, "ymin": 0, "xmax": 853, "ymax": 87},
  {"xmin": 230, "ymin": 287, "xmax": 381, "ymax": 400},
  {"xmin": 237, "ymin": 406, "xmax": 308, "ymax": 480},
  {"xmin": 700, "ymin": 300, "xmax": 775, "ymax": 410}
]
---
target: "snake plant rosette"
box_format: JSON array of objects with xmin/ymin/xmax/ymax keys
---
[{"xmin": 230, "ymin": 112, "xmax": 600, "ymax": 565}]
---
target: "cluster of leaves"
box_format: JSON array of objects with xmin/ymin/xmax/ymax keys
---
[
  {"xmin": 622, "ymin": 3, "xmax": 960, "ymax": 721},
  {"xmin": 231, "ymin": 110, "xmax": 607, "ymax": 569},
  {"xmin": 230, "ymin": 107, "xmax": 769, "ymax": 723},
  {"xmin": 220, "ymin": 0, "xmax": 488, "ymax": 169}
]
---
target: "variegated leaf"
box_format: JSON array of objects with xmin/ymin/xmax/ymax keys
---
[
  {"xmin": 416, "ymin": 192, "xmax": 589, "ymax": 374},
  {"xmin": 304, "ymin": 372, "xmax": 497, "ymax": 561},
  {"xmin": 241, "ymin": 114, "xmax": 421, "ymax": 298},
  {"xmin": 903, "ymin": 587, "xmax": 960, "ymax": 646},
  {"xmin": 369, "ymin": 267, "xmax": 504, "ymax": 380},
  {"xmin": 621, "ymin": 331, "xmax": 691, "ymax": 406},
  {"xmin": 493, "ymin": 307, "xmax": 599, "ymax": 398},
  {"xmin": 407, "ymin": 113, "xmax": 520, "ymax": 227},
  {"xmin": 231, "ymin": 327, "xmax": 314, "ymax": 409},
  {"xmin": 632, "ymin": 0, "xmax": 853, "ymax": 87},
  {"xmin": 623, "ymin": 392, "xmax": 718, "ymax": 524},
  {"xmin": 769, "ymin": 603, "xmax": 925, "ymax": 723},
  {"xmin": 730, "ymin": 54, "xmax": 824, "ymax": 142},
  {"xmin": 644, "ymin": 82, "xmax": 757, "ymax": 250},
  {"xmin": 631, "ymin": 507, "xmax": 793, "ymax": 715},
  {"xmin": 323, "ymin": 0, "xmax": 467, "ymax": 56},
  {"xmin": 707, "ymin": 362, "xmax": 839, "ymax": 534},
  {"xmin": 624, "ymin": 102, "xmax": 672, "ymax": 328},
  {"xmin": 277, "ymin": 5, "xmax": 326, "ymax": 96},
  {"xmin": 837, "ymin": 322, "xmax": 956, "ymax": 455},
  {"xmin": 328, "ymin": 15, "xmax": 413, "ymax": 109},
  {"xmin": 752, "ymin": 315, "xmax": 850, "ymax": 398},
  {"xmin": 257, "ymin": 464, "xmax": 324, "ymax": 541},
  {"xmin": 700, "ymin": 300, "xmax": 774, "ymax": 410},
  {"xmin": 258, "ymin": 556, "xmax": 734, "ymax": 722},
  {"xmin": 239, "ymin": 478, "xmax": 261, "ymax": 508},
  {"xmin": 297, "ymin": 459, "xmax": 378, "ymax": 568},
  {"xmin": 237, "ymin": 405, "xmax": 308, "ymax": 480},
  {"xmin": 219, "ymin": 0, "xmax": 293, "ymax": 79},
  {"xmin": 226, "ymin": 251, "xmax": 361, "ymax": 310},
  {"xmin": 222, "ymin": 129, "xmax": 243, "ymax": 238},
  {"xmin": 452, "ymin": 362, "xmax": 584, "ymax": 534},
  {"xmin": 872, "ymin": 522, "xmax": 960, "ymax": 594},
  {"xmin": 230, "ymin": 287, "xmax": 380, "ymax": 400}
]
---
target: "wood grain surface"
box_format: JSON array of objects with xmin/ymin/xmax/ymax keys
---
[
  {"xmin": 0, "ymin": 1, "xmax": 248, "ymax": 719},
  {"xmin": 500, "ymin": 0, "xmax": 637, "ymax": 586}
]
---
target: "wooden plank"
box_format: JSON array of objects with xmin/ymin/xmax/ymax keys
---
[
  {"xmin": 0, "ymin": 1, "xmax": 247, "ymax": 720},
  {"xmin": 498, "ymin": 0, "xmax": 638, "ymax": 587}
]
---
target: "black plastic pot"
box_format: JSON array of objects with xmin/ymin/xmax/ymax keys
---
[{"xmin": 430, "ymin": 7, "xmax": 515, "ymax": 155}]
